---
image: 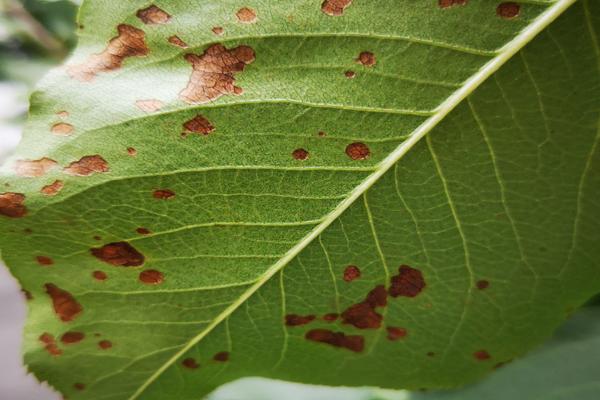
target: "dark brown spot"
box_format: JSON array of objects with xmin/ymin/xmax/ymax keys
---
[
  {"xmin": 15, "ymin": 158, "xmax": 57, "ymax": 177},
  {"xmin": 153, "ymin": 189, "xmax": 176, "ymax": 199},
  {"xmin": 22, "ymin": 289, "xmax": 33, "ymax": 301},
  {"xmin": 323, "ymin": 313, "xmax": 339, "ymax": 322},
  {"xmin": 341, "ymin": 285, "xmax": 387, "ymax": 330},
  {"xmin": 135, "ymin": 99, "xmax": 164, "ymax": 113},
  {"xmin": 168, "ymin": 35, "xmax": 188, "ymax": 48},
  {"xmin": 136, "ymin": 5, "xmax": 171, "ymax": 25},
  {"xmin": 91, "ymin": 242, "xmax": 145, "ymax": 267},
  {"xmin": 321, "ymin": 0, "xmax": 352, "ymax": 16},
  {"xmin": 98, "ymin": 340, "xmax": 113, "ymax": 349},
  {"xmin": 497, "ymin": 2, "xmax": 520, "ymax": 19},
  {"xmin": 136, "ymin": 227, "xmax": 151, "ymax": 235},
  {"xmin": 427, "ymin": 351, "xmax": 435, "ymax": 357},
  {"xmin": 438, "ymin": 0, "xmax": 468, "ymax": 8},
  {"xmin": 474, "ymin": 349, "xmax": 491, "ymax": 361},
  {"xmin": 345, "ymin": 142, "xmax": 370, "ymax": 160},
  {"xmin": 318, "ymin": 131, "xmax": 327, "ymax": 137},
  {"xmin": 45, "ymin": 284, "xmax": 83, "ymax": 322},
  {"xmin": 285, "ymin": 314, "xmax": 316, "ymax": 327},
  {"xmin": 93, "ymin": 235, "xmax": 102, "ymax": 241},
  {"xmin": 39, "ymin": 333, "xmax": 62, "ymax": 356},
  {"xmin": 357, "ymin": 51, "xmax": 376, "ymax": 67},
  {"xmin": 387, "ymin": 327, "xmax": 407, "ymax": 341},
  {"xmin": 306, "ymin": 329, "xmax": 364, "ymax": 352},
  {"xmin": 212, "ymin": 26, "xmax": 224, "ymax": 35},
  {"xmin": 389, "ymin": 265, "xmax": 426, "ymax": 298},
  {"xmin": 36, "ymin": 256, "xmax": 54, "ymax": 266},
  {"xmin": 61, "ymin": 331, "xmax": 85, "ymax": 345},
  {"xmin": 292, "ymin": 148, "xmax": 309, "ymax": 161},
  {"xmin": 51, "ymin": 122, "xmax": 74, "ymax": 136},
  {"xmin": 236, "ymin": 7, "xmax": 257, "ymax": 23},
  {"xmin": 182, "ymin": 115, "xmax": 215, "ymax": 136},
  {"xmin": 213, "ymin": 351, "xmax": 229, "ymax": 362},
  {"xmin": 68, "ymin": 24, "xmax": 149, "ymax": 82},
  {"xmin": 41, "ymin": 180, "xmax": 64, "ymax": 196},
  {"xmin": 344, "ymin": 70, "xmax": 356, "ymax": 79},
  {"xmin": 139, "ymin": 269, "xmax": 164, "ymax": 285},
  {"xmin": 476, "ymin": 280, "xmax": 490, "ymax": 290},
  {"xmin": 182, "ymin": 357, "xmax": 199, "ymax": 369},
  {"xmin": 127, "ymin": 147, "xmax": 137, "ymax": 156},
  {"xmin": 365, "ymin": 285, "xmax": 388, "ymax": 308},
  {"xmin": 74, "ymin": 383, "xmax": 85, "ymax": 391},
  {"xmin": 92, "ymin": 270, "xmax": 107, "ymax": 281},
  {"xmin": 180, "ymin": 44, "xmax": 255, "ymax": 104},
  {"xmin": 0, "ymin": 192, "xmax": 27, "ymax": 218},
  {"xmin": 64, "ymin": 155, "xmax": 109, "ymax": 176},
  {"xmin": 343, "ymin": 265, "xmax": 361, "ymax": 282}
]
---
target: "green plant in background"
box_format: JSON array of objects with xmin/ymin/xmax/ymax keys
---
[{"xmin": 0, "ymin": 0, "xmax": 599, "ymax": 399}]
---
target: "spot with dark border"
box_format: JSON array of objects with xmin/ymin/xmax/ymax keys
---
[
  {"xmin": 213, "ymin": 351, "xmax": 230, "ymax": 362},
  {"xmin": 45, "ymin": 283, "xmax": 83, "ymax": 322},
  {"xmin": 139, "ymin": 269, "xmax": 164, "ymax": 285},
  {"xmin": 389, "ymin": 265, "xmax": 426, "ymax": 298},
  {"xmin": 182, "ymin": 358, "xmax": 199, "ymax": 369},
  {"xmin": 91, "ymin": 242, "xmax": 145, "ymax": 267},
  {"xmin": 0, "ymin": 192, "xmax": 27, "ymax": 218},
  {"xmin": 345, "ymin": 142, "xmax": 370, "ymax": 160},
  {"xmin": 292, "ymin": 148, "xmax": 309, "ymax": 161},
  {"xmin": 136, "ymin": 5, "xmax": 171, "ymax": 25},
  {"xmin": 61, "ymin": 331, "xmax": 85, "ymax": 345},
  {"xmin": 496, "ymin": 2, "xmax": 520, "ymax": 19},
  {"xmin": 182, "ymin": 115, "xmax": 215, "ymax": 136},
  {"xmin": 343, "ymin": 265, "xmax": 361, "ymax": 282}
]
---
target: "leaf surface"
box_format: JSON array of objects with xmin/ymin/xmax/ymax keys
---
[{"xmin": 1, "ymin": 1, "xmax": 599, "ymax": 399}]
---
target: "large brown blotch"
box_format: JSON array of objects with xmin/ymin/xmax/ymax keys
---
[
  {"xmin": 306, "ymin": 329, "xmax": 364, "ymax": 353},
  {"xmin": 64, "ymin": 155, "xmax": 109, "ymax": 176},
  {"xmin": 15, "ymin": 158, "xmax": 57, "ymax": 177},
  {"xmin": 341, "ymin": 285, "xmax": 387, "ymax": 329},
  {"xmin": 91, "ymin": 242, "xmax": 145, "ymax": 267},
  {"xmin": 45, "ymin": 284, "xmax": 83, "ymax": 322},
  {"xmin": 389, "ymin": 265, "xmax": 426, "ymax": 298},
  {"xmin": 68, "ymin": 24, "xmax": 149, "ymax": 82},
  {"xmin": 0, "ymin": 192, "xmax": 27, "ymax": 218},
  {"xmin": 180, "ymin": 44, "xmax": 255, "ymax": 104}
]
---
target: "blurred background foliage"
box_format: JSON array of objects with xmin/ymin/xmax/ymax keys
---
[{"xmin": 0, "ymin": 1, "xmax": 599, "ymax": 399}]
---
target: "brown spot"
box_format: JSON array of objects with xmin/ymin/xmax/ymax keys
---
[
  {"xmin": 212, "ymin": 26, "xmax": 224, "ymax": 35},
  {"xmin": 182, "ymin": 115, "xmax": 215, "ymax": 136},
  {"xmin": 343, "ymin": 265, "xmax": 361, "ymax": 282},
  {"xmin": 41, "ymin": 180, "xmax": 64, "ymax": 196},
  {"xmin": 341, "ymin": 285, "xmax": 387, "ymax": 330},
  {"xmin": 98, "ymin": 340, "xmax": 113, "ymax": 349},
  {"xmin": 74, "ymin": 383, "xmax": 85, "ymax": 391},
  {"xmin": 474, "ymin": 350, "xmax": 491, "ymax": 361},
  {"xmin": 51, "ymin": 122, "xmax": 74, "ymax": 136},
  {"xmin": 285, "ymin": 314, "xmax": 316, "ymax": 327},
  {"xmin": 136, "ymin": 5, "xmax": 171, "ymax": 25},
  {"xmin": 139, "ymin": 269, "xmax": 164, "ymax": 285},
  {"xmin": 306, "ymin": 329, "xmax": 364, "ymax": 352},
  {"xmin": 0, "ymin": 192, "xmax": 27, "ymax": 218},
  {"xmin": 56, "ymin": 111, "xmax": 69, "ymax": 118},
  {"xmin": 92, "ymin": 270, "xmax": 108, "ymax": 281},
  {"xmin": 476, "ymin": 280, "xmax": 490, "ymax": 290},
  {"xmin": 389, "ymin": 265, "xmax": 426, "ymax": 298},
  {"xmin": 15, "ymin": 158, "xmax": 57, "ymax": 177},
  {"xmin": 323, "ymin": 313, "xmax": 339, "ymax": 322},
  {"xmin": 180, "ymin": 44, "xmax": 255, "ymax": 104},
  {"xmin": 497, "ymin": 2, "xmax": 520, "ymax": 19},
  {"xmin": 68, "ymin": 24, "xmax": 149, "ymax": 82},
  {"xmin": 344, "ymin": 70, "xmax": 356, "ymax": 79},
  {"xmin": 439, "ymin": 0, "xmax": 468, "ymax": 8},
  {"xmin": 61, "ymin": 331, "xmax": 85, "ymax": 345},
  {"xmin": 213, "ymin": 351, "xmax": 229, "ymax": 362},
  {"xmin": 292, "ymin": 148, "xmax": 309, "ymax": 161},
  {"xmin": 318, "ymin": 131, "xmax": 327, "ymax": 137},
  {"xmin": 135, "ymin": 99, "xmax": 164, "ymax": 113},
  {"xmin": 387, "ymin": 327, "xmax": 407, "ymax": 341},
  {"xmin": 153, "ymin": 189, "xmax": 176, "ymax": 199},
  {"xmin": 136, "ymin": 227, "xmax": 151, "ymax": 235},
  {"xmin": 345, "ymin": 142, "xmax": 370, "ymax": 160},
  {"xmin": 321, "ymin": 0, "xmax": 353, "ymax": 16},
  {"xmin": 357, "ymin": 51, "xmax": 376, "ymax": 67},
  {"xmin": 233, "ymin": 86, "xmax": 244, "ymax": 95},
  {"xmin": 127, "ymin": 147, "xmax": 137, "ymax": 156},
  {"xmin": 36, "ymin": 256, "xmax": 54, "ymax": 266},
  {"xmin": 427, "ymin": 351, "xmax": 435, "ymax": 357},
  {"xmin": 22, "ymin": 289, "xmax": 33, "ymax": 301},
  {"xmin": 45, "ymin": 283, "xmax": 83, "ymax": 322},
  {"xmin": 64, "ymin": 155, "xmax": 109, "ymax": 176},
  {"xmin": 39, "ymin": 333, "xmax": 62, "ymax": 356},
  {"xmin": 236, "ymin": 7, "xmax": 257, "ymax": 23},
  {"xmin": 91, "ymin": 242, "xmax": 145, "ymax": 267},
  {"xmin": 93, "ymin": 235, "xmax": 102, "ymax": 241},
  {"xmin": 168, "ymin": 35, "xmax": 188, "ymax": 48},
  {"xmin": 182, "ymin": 357, "xmax": 199, "ymax": 369}
]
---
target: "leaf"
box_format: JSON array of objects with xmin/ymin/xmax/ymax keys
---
[{"xmin": 1, "ymin": 0, "xmax": 599, "ymax": 399}]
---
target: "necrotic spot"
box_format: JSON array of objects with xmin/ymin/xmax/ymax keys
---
[
  {"xmin": 305, "ymin": 329, "xmax": 364, "ymax": 353},
  {"xmin": 212, "ymin": 26, "xmax": 224, "ymax": 35},
  {"xmin": 357, "ymin": 51, "xmax": 376, "ymax": 67},
  {"xmin": 0, "ymin": 192, "xmax": 27, "ymax": 218},
  {"xmin": 98, "ymin": 340, "xmax": 113, "ymax": 349},
  {"xmin": 136, "ymin": 227, "xmax": 151, "ymax": 235},
  {"xmin": 90, "ymin": 242, "xmax": 145, "ymax": 267},
  {"xmin": 389, "ymin": 265, "xmax": 426, "ymax": 298},
  {"xmin": 153, "ymin": 189, "xmax": 176, "ymax": 199},
  {"xmin": 36, "ymin": 256, "xmax": 54, "ymax": 266},
  {"xmin": 39, "ymin": 333, "xmax": 62, "ymax": 356},
  {"xmin": 285, "ymin": 314, "xmax": 316, "ymax": 327},
  {"xmin": 386, "ymin": 327, "xmax": 407, "ymax": 341},
  {"xmin": 343, "ymin": 265, "xmax": 361, "ymax": 282},
  {"xmin": 292, "ymin": 148, "xmax": 309, "ymax": 161},
  {"xmin": 92, "ymin": 271, "xmax": 108, "ymax": 281},
  {"xmin": 345, "ymin": 142, "xmax": 370, "ymax": 160},
  {"xmin": 340, "ymin": 285, "xmax": 387, "ymax": 330},
  {"xmin": 476, "ymin": 280, "xmax": 490, "ymax": 290},
  {"xmin": 236, "ymin": 7, "xmax": 257, "ymax": 23},
  {"xmin": 136, "ymin": 5, "xmax": 171, "ymax": 25},
  {"xmin": 182, "ymin": 115, "xmax": 215, "ymax": 136},
  {"xmin": 182, "ymin": 358, "xmax": 199, "ymax": 369},
  {"xmin": 321, "ymin": 0, "xmax": 353, "ymax": 16},
  {"xmin": 51, "ymin": 122, "xmax": 73, "ymax": 136},
  {"xmin": 213, "ymin": 351, "xmax": 230, "ymax": 362},
  {"xmin": 74, "ymin": 383, "xmax": 85, "ymax": 391},
  {"xmin": 344, "ymin": 70, "xmax": 356, "ymax": 79},
  {"xmin": 496, "ymin": 2, "xmax": 520, "ymax": 19},
  {"xmin": 139, "ymin": 270, "xmax": 164, "ymax": 285},
  {"xmin": 64, "ymin": 155, "xmax": 109, "ymax": 176},
  {"xmin": 474, "ymin": 350, "xmax": 491, "ymax": 360},
  {"xmin": 168, "ymin": 35, "xmax": 188, "ymax": 48},
  {"xmin": 41, "ymin": 180, "xmax": 64, "ymax": 196},
  {"xmin": 323, "ymin": 313, "xmax": 339, "ymax": 322},
  {"xmin": 61, "ymin": 331, "xmax": 85, "ymax": 345},
  {"xmin": 15, "ymin": 158, "xmax": 57, "ymax": 177},
  {"xmin": 438, "ymin": 0, "xmax": 468, "ymax": 8},
  {"xmin": 44, "ymin": 283, "xmax": 83, "ymax": 322}
]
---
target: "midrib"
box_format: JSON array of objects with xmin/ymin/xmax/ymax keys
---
[{"xmin": 129, "ymin": 1, "xmax": 576, "ymax": 397}]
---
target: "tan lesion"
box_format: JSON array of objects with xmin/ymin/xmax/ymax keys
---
[
  {"xmin": 136, "ymin": 5, "xmax": 171, "ymax": 25},
  {"xmin": 63, "ymin": 155, "xmax": 109, "ymax": 176},
  {"xmin": 321, "ymin": 0, "xmax": 353, "ymax": 16},
  {"xmin": 15, "ymin": 157, "xmax": 57, "ymax": 177}
]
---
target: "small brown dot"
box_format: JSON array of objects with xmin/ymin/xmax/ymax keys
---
[
  {"xmin": 74, "ymin": 383, "xmax": 85, "ymax": 391},
  {"xmin": 36, "ymin": 256, "xmax": 54, "ymax": 266},
  {"xmin": 439, "ymin": 0, "xmax": 468, "ymax": 8},
  {"xmin": 139, "ymin": 270, "xmax": 164, "ymax": 285},
  {"xmin": 345, "ymin": 142, "xmax": 370, "ymax": 160},
  {"xmin": 51, "ymin": 122, "xmax": 74, "ymax": 136},
  {"xmin": 476, "ymin": 280, "xmax": 490, "ymax": 290},
  {"xmin": 92, "ymin": 271, "xmax": 107, "ymax": 281},
  {"xmin": 98, "ymin": 340, "xmax": 113, "ymax": 349},
  {"xmin": 323, "ymin": 313, "xmax": 339, "ymax": 322},
  {"xmin": 93, "ymin": 235, "xmax": 102, "ymax": 241},
  {"xmin": 343, "ymin": 265, "xmax": 361, "ymax": 282},
  {"xmin": 236, "ymin": 7, "xmax": 257, "ymax": 23},
  {"xmin": 136, "ymin": 227, "xmax": 151, "ymax": 235},
  {"xmin": 497, "ymin": 2, "xmax": 520, "ymax": 19},
  {"xmin": 386, "ymin": 327, "xmax": 407, "ymax": 341},
  {"xmin": 318, "ymin": 131, "xmax": 327, "ymax": 137},
  {"xmin": 213, "ymin": 351, "xmax": 229, "ymax": 362},
  {"xmin": 182, "ymin": 357, "xmax": 199, "ymax": 369},
  {"xmin": 127, "ymin": 147, "xmax": 137, "ymax": 156},
  {"xmin": 233, "ymin": 86, "xmax": 244, "ymax": 95},
  {"xmin": 168, "ymin": 35, "xmax": 188, "ymax": 48},
  {"xmin": 427, "ymin": 351, "xmax": 435, "ymax": 357},
  {"xmin": 292, "ymin": 148, "xmax": 309, "ymax": 161},
  {"xmin": 474, "ymin": 349, "xmax": 491, "ymax": 361},
  {"xmin": 212, "ymin": 26, "xmax": 224, "ymax": 35},
  {"xmin": 153, "ymin": 189, "xmax": 175, "ymax": 199},
  {"xmin": 357, "ymin": 51, "xmax": 376, "ymax": 67},
  {"xmin": 344, "ymin": 70, "xmax": 356, "ymax": 79},
  {"xmin": 61, "ymin": 331, "xmax": 85, "ymax": 345},
  {"xmin": 321, "ymin": 0, "xmax": 353, "ymax": 16}
]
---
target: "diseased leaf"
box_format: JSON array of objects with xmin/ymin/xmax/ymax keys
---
[{"xmin": 0, "ymin": 1, "xmax": 599, "ymax": 399}]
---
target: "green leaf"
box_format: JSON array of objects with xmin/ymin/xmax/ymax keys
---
[{"xmin": 1, "ymin": 0, "xmax": 599, "ymax": 399}]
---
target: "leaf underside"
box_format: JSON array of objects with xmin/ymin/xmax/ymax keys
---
[{"xmin": 0, "ymin": 1, "xmax": 599, "ymax": 399}]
